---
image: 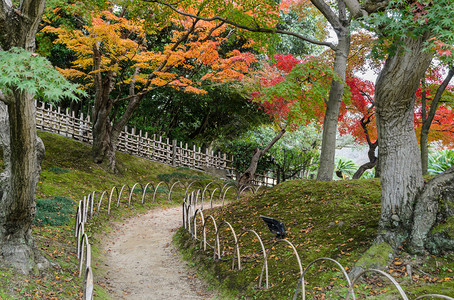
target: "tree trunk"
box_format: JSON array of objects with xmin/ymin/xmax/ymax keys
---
[
  {"xmin": 409, "ymin": 166, "xmax": 454, "ymax": 253},
  {"xmin": 0, "ymin": 0, "xmax": 48, "ymax": 274},
  {"xmin": 316, "ymin": 28, "xmax": 351, "ymax": 181},
  {"xmin": 353, "ymin": 117, "xmax": 378, "ymax": 179},
  {"xmin": 420, "ymin": 66, "xmax": 454, "ymax": 175},
  {"xmin": 238, "ymin": 128, "xmax": 285, "ymax": 188},
  {"xmin": 0, "ymin": 95, "xmax": 48, "ymax": 274},
  {"xmin": 374, "ymin": 35, "xmax": 433, "ymax": 247},
  {"xmin": 420, "ymin": 127, "xmax": 430, "ymax": 175},
  {"xmin": 90, "ymin": 48, "xmax": 144, "ymax": 172}
]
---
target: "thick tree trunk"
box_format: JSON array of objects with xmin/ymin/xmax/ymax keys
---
[
  {"xmin": 409, "ymin": 166, "xmax": 454, "ymax": 253},
  {"xmin": 374, "ymin": 35, "xmax": 433, "ymax": 247},
  {"xmin": 0, "ymin": 0, "xmax": 48, "ymax": 274},
  {"xmin": 238, "ymin": 128, "xmax": 285, "ymax": 187},
  {"xmin": 0, "ymin": 96, "xmax": 48, "ymax": 274},
  {"xmin": 316, "ymin": 28, "xmax": 350, "ymax": 181}
]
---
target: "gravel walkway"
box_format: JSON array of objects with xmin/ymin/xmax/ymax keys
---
[{"xmin": 99, "ymin": 207, "xmax": 216, "ymax": 299}]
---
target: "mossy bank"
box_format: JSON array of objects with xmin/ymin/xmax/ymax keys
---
[{"xmin": 175, "ymin": 179, "xmax": 454, "ymax": 299}]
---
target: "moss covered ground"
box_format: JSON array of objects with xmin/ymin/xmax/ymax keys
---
[
  {"xmin": 0, "ymin": 131, "xmax": 217, "ymax": 299},
  {"xmin": 175, "ymin": 180, "xmax": 454, "ymax": 299}
]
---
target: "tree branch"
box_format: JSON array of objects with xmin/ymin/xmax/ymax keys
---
[
  {"xmin": 145, "ymin": 0, "xmax": 336, "ymax": 50},
  {"xmin": 422, "ymin": 65, "xmax": 454, "ymax": 133},
  {"xmin": 310, "ymin": 0, "xmax": 343, "ymax": 32},
  {"xmin": 343, "ymin": 0, "xmax": 368, "ymax": 18}
]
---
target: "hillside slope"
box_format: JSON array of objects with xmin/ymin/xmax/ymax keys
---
[{"xmin": 176, "ymin": 179, "xmax": 454, "ymax": 299}]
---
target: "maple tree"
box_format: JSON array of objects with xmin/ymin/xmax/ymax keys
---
[
  {"xmin": 237, "ymin": 53, "xmax": 340, "ymax": 186},
  {"xmin": 339, "ymin": 66, "xmax": 454, "ymax": 179},
  {"xmin": 45, "ymin": 8, "xmax": 256, "ymax": 171},
  {"xmin": 415, "ymin": 64, "xmax": 454, "ymax": 174},
  {"xmin": 144, "ymin": 0, "xmax": 354, "ymax": 182},
  {"xmin": 338, "ymin": 76, "xmax": 378, "ymax": 179},
  {"xmin": 344, "ymin": 0, "xmax": 454, "ymax": 254}
]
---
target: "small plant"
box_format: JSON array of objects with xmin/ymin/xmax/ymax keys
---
[
  {"xmin": 34, "ymin": 196, "xmax": 75, "ymax": 226},
  {"xmin": 334, "ymin": 157, "xmax": 358, "ymax": 179},
  {"xmin": 428, "ymin": 149, "xmax": 454, "ymax": 174},
  {"xmin": 48, "ymin": 166, "xmax": 70, "ymax": 174}
]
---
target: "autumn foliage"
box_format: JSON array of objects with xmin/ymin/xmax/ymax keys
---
[
  {"xmin": 44, "ymin": 10, "xmax": 256, "ymax": 94},
  {"xmin": 246, "ymin": 53, "xmax": 342, "ymax": 129}
]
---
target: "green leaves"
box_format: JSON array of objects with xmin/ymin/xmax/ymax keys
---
[
  {"xmin": 0, "ymin": 47, "xmax": 85, "ymax": 102},
  {"xmin": 365, "ymin": 0, "xmax": 454, "ymax": 61}
]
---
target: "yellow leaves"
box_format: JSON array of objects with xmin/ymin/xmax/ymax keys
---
[
  {"xmin": 153, "ymin": 72, "xmax": 177, "ymax": 81},
  {"xmin": 56, "ymin": 68, "xmax": 87, "ymax": 80},
  {"xmin": 184, "ymin": 86, "xmax": 207, "ymax": 95}
]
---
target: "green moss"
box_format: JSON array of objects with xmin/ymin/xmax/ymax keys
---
[
  {"xmin": 175, "ymin": 179, "xmax": 385, "ymax": 299},
  {"xmin": 432, "ymin": 216, "xmax": 454, "ymax": 238},
  {"xmin": 355, "ymin": 242, "xmax": 393, "ymax": 270},
  {"xmin": 176, "ymin": 179, "xmax": 454, "ymax": 299},
  {"xmin": 34, "ymin": 196, "xmax": 74, "ymax": 226}
]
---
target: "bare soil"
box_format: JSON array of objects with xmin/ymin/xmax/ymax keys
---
[{"xmin": 99, "ymin": 206, "xmax": 216, "ymax": 299}]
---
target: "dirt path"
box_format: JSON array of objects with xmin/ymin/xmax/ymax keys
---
[{"xmin": 100, "ymin": 206, "xmax": 216, "ymax": 299}]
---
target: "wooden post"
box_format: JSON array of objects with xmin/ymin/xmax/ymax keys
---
[
  {"xmin": 193, "ymin": 145, "xmax": 196, "ymax": 168},
  {"xmin": 172, "ymin": 139, "xmax": 177, "ymax": 166},
  {"xmin": 145, "ymin": 132, "xmax": 149, "ymax": 158},
  {"xmin": 57, "ymin": 106, "xmax": 61, "ymax": 134}
]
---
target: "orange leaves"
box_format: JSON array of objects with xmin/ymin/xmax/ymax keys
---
[
  {"xmin": 44, "ymin": 6, "xmax": 258, "ymax": 99},
  {"xmin": 201, "ymin": 50, "xmax": 257, "ymax": 83}
]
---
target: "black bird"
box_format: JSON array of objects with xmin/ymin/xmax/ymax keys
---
[{"xmin": 260, "ymin": 215, "xmax": 287, "ymax": 239}]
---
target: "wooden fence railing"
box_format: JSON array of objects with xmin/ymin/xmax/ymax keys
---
[{"xmin": 35, "ymin": 102, "xmax": 232, "ymax": 172}]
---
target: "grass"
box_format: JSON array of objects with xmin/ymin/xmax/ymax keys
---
[
  {"xmin": 175, "ymin": 179, "xmax": 454, "ymax": 299},
  {"xmin": 0, "ymin": 130, "xmax": 220, "ymax": 299}
]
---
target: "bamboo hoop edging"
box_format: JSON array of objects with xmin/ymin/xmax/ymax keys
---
[
  {"xmin": 128, "ymin": 183, "xmax": 144, "ymax": 206},
  {"xmin": 169, "ymin": 180, "xmax": 184, "ymax": 202},
  {"xmin": 182, "ymin": 195, "xmax": 454, "ymax": 299},
  {"xmin": 73, "ymin": 179, "xmax": 227, "ymax": 299},
  {"xmin": 293, "ymin": 257, "xmax": 355, "ymax": 300},
  {"xmin": 237, "ymin": 230, "xmax": 269, "ymax": 289},
  {"xmin": 116, "ymin": 184, "xmax": 131, "ymax": 208},
  {"xmin": 141, "ymin": 182, "xmax": 155, "ymax": 204},
  {"xmin": 153, "ymin": 181, "xmax": 170, "ymax": 202}
]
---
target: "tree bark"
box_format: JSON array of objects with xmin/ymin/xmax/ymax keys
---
[
  {"xmin": 0, "ymin": 0, "xmax": 48, "ymax": 274},
  {"xmin": 315, "ymin": 0, "xmax": 351, "ymax": 181},
  {"xmin": 374, "ymin": 35, "xmax": 433, "ymax": 247},
  {"xmin": 409, "ymin": 166, "xmax": 454, "ymax": 253},
  {"xmin": 238, "ymin": 128, "xmax": 286, "ymax": 188}
]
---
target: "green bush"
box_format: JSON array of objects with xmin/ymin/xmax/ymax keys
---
[{"xmin": 34, "ymin": 196, "xmax": 75, "ymax": 226}]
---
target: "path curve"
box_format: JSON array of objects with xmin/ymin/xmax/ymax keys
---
[{"xmin": 99, "ymin": 206, "xmax": 215, "ymax": 299}]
